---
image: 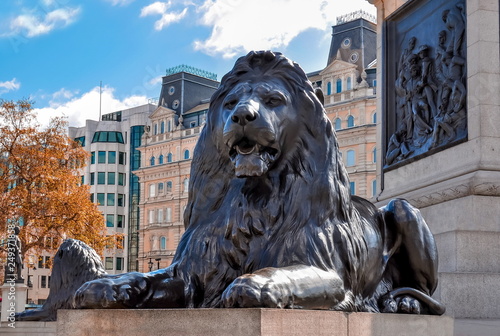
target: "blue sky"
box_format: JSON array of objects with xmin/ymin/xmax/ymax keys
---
[{"xmin": 0, "ymin": 0, "xmax": 375, "ymax": 127}]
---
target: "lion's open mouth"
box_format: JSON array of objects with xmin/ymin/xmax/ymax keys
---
[{"xmin": 229, "ymin": 137, "xmax": 279, "ymax": 178}]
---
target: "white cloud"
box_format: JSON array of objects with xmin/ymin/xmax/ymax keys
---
[
  {"xmin": 140, "ymin": 1, "xmax": 188, "ymax": 31},
  {"xmin": 0, "ymin": 78, "xmax": 21, "ymax": 94},
  {"xmin": 33, "ymin": 86, "xmax": 149, "ymax": 127},
  {"xmin": 8, "ymin": 6, "xmax": 81, "ymax": 38},
  {"xmin": 193, "ymin": 0, "xmax": 375, "ymax": 58}
]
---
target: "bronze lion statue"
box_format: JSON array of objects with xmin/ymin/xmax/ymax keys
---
[{"xmin": 19, "ymin": 51, "xmax": 445, "ymax": 320}]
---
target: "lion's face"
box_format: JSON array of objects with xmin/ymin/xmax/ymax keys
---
[{"xmin": 219, "ymin": 77, "xmax": 298, "ymax": 178}]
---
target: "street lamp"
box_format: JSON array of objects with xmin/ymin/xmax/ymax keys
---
[
  {"xmin": 148, "ymin": 258, "xmax": 153, "ymax": 272},
  {"xmin": 155, "ymin": 258, "xmax": 161, "ymax": 270}
]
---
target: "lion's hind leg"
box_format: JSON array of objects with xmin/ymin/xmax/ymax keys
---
[{"xmin": 380, "ymin": 199, "xmax": 444, "ymax": 315}]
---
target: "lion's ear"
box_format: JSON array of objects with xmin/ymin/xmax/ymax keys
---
[{"xmin": 314, "ymin": 88, "xmax": 325, "ymax": 106}]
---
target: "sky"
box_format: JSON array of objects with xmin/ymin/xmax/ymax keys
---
[{"xmin": 0, "ymin": 0, "xmax": 376, "ymax": 127}]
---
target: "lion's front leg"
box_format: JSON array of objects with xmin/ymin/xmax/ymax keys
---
[
  {"xmin": 221, "ymin": 265, "xmax": 345, "ymax": 309},
  {"xmin": 74, "ymin": 270, "xmax": 185, "ymax": 309}
]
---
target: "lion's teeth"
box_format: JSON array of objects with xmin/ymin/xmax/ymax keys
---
[{"xmin": 236, "ymin": 144, "xmax": 257, "ymax": 155}]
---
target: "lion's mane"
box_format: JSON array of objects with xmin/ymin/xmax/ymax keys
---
[{"xmin": 175, "ymin": 51, "xmax": 372, "ymax": 309}]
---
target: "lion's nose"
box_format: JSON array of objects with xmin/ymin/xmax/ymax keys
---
[{"xmin": 231, "ymin": 105, "xmax": 258, "ymax": 126}]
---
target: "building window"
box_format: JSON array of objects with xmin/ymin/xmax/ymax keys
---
[
  {"xmin": 44, "ymin": 256, "xmax": 51, "ymax": 268},
  {"xmin": 167, "ymin": 120, "xmax": 171, "ymax": 132},
  {"xmin": 97, "ymin": 193, "xmax": 105, "ymax": 206},
  {"xmin": 92, "ymin": 131, "xmax": 124, "ymax": 143},
  {"xmin": 347, "ymin": 115, "xmax": 354, "ymax": 127},
  {"xmin": 118, "ymin": 173, "xmax": 125, "ymax": 186},
  {"xmin": 347, "ymin": 77, "xmax": 352, "ymax": 90},
  {"xmin": 116, "ymin": 257, "xmax": 124, "ymax": 271},
  {"xmin": 334, "ymin": 118, "xmax": 341, "ymax": 130},
  {"xmin": 158, "ymin": 208, "xmax": 163, "ymax": 222},
  {"xmin": 154, "ymin": 124, "xmax": 158, "ymax": 135},
  {"xmin": 168, "ymin": 86, "xmax": 175, "ymax": 95},
  {"xmin": 117, "ymin": 215, "xmax": 124, "ymax": 228},
  {"xmin": 350, "ymin": 181, "xmax": 356, "ymax": 195},
  {"xmin": 166, "ymin": 207, "xmax": 171, "ymax": 222},
  {"xmin": 336, "ymin": 78, "xmax": 342, "ymax": 93},
  {"xmin": 148, "ymin": 210, "xmax": 155, "ymax": 224},
  {"xmin": 98, "ymin": 172, "xmax": 106, "ymax": 185},
  {"xmin": 149, "ymin": 184, "xmax": 156, "ymax": 197},
  {"xmin": 346, "ymin": 150, "xmax": 355, "ymax": 167},
  {"xmin": 327, "ymin": 82, "xmax": 332, "ymax": 95},
  {"xmin": 90, "ymin": 173, "xmax": 95, "ymax": 185},
  {"xmin": 91, "ymin": 152, "xmax": 95, "ymax": 164},
  {"xmin": 160, "ymin": 121, "xmax": 165, "ymax": 134},
  {"xmin": 158, "ymin": 182, "xmax": 164, "ymax": 194},
  {"xmin": 166, "ymin": 181, "xmax": 172, "ymax": 192},
  {"xmin": 117, "ymin": 194, "xmax": 125, "ymax": 207},
  {"xmin": 105, "ymin": 257, "xmax": 113, "ymax": 270},
  {"xmin": 106, "ymin": 214, "xmax": 114, "ymax": 227},
  {"xmin": 372, "ymin": 147, "xmax": 377, "ymax": 163},
  {"xmin": 119, "ymin": 152, "xmax": 126, "ymax": 165},
  {"xmin": 172, "ymin": 100, "xmax": 180, "ymax": 109},
  {"xmin": 372, "ymin": 112, "xmax": 377, "ymax": 124},
  {"xmin": 108, "ymin": 151, "xmax": 116, "ymax": 164},
  {"xmin": 190, "ymin": 121, "xmax": 196, "ymax": 128},
  {"xmin": 183, "ymin": 178, "xmax": 189, "ymax": 192},
  {"xmin": 160, "ymin": 236, "xmax": 167, "ymax": 250},
  {"xmin": 107, "ymin": 193, "xmax": 115, "ymax": 206},
  {"xmin": 159, "ymin": 154, "xmax": 164, "ymax": 164},
  {"xmin": 108, "ymin": 172, "xmax": 116, "ymax": 185},
  {"xmin": 150, "ymin": 156, "xmax": 155, "ymax": 166},
  {"xmin": 98, "ymin": 151, "xmax": 106, "ymax": 164},
  {"xmin": 90, "ymin": 193, "xmax": 94, "ymax": 203},
  {"xmin": 372, "ymin": 180, "xmax": 377, "ymax": 197},
  {"xmin": 40, "ymin": 275, "xmax": 47, "ymax": 288},
  {"xmin": 184, "ymin": 150, "xmax": 190, "ymax": 160},
  {"xmin": 167, "ymin": 153, "xmax": 173, "ymax": 163}
]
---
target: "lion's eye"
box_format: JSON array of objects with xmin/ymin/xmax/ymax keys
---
[
  {"xmin": 224, "ymin": 99, "xmax": 238, "ymax": 109},
  {"xmin": 266, "ymin": 97, "xmax": 283, "ymax": 107}
]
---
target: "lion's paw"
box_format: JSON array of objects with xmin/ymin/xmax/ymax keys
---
[
  {"xmin": 221, "ymin": 274, "xmax": 289, "ymax": 308},
  {"xmin": 381, "ymin": 295, "xmax": 421, "ymax": 314},
  {"xmin": 74, "ymin": 273, "xmax": 148, "ymax": 309}
]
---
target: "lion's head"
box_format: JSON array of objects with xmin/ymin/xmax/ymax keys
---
[
  {"xmin": 207, "ymin": 50, "xmax": 327, "ymax": 178},
  {"xmin": 185, "ymin": 51, "xmax": 352, "ymax": 232}
]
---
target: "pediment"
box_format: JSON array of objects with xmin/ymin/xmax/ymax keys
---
[
  {"xmin": 320, "ymin": 59, "xmax": 357, "ymax": 76},
  {"xmin": 149, "ymin": 105, "xmax": 176, "ymax": 120}
]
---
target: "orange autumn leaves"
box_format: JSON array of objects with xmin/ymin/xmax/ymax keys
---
[{"xmin": 0, "ymin": 100, "xmax": 117, "ymax": 262}]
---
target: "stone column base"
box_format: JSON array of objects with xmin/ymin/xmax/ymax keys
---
[
  {"xmin": 57, "ymin": 309, "xmax": 454, "ymax": 336},
  {"xmin": 1, "ymin": 282, "xmax": 27, "ymax": 322}
]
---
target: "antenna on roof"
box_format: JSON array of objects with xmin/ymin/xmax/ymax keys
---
[{"xmin": 99, "ymin": 81, "xmax": 102, "ymax": 121}]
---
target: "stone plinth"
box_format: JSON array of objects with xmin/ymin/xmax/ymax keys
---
[
  {"xmin": 368, "ymin": 0, "xmax": 500, "ymax": 329},
  {"xmin": 56, "ymin": 309, "xmax": 453, "ymax": 336},
  {"xmin": 1, "ymin": 282, "xmax": 27, "ymax": 322},
  {"xmin": 0, "ymin": 321, "xmax": 57, "ymax": 336}
]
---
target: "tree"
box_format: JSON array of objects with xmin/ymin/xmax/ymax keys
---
[{"xmin": 0, "ymin": 100, "xmax": 112, "ymax": 273}]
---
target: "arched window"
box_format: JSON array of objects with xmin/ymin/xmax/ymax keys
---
[
  {"xmin": 347, "ymin": 77, "xmax": 352, "ymax": 90},
  {"xmin": 372, "ymin": 112, "xmax": 377, "ymax": 124},
  {"xmin": 159, "ymin": 154, "xmax": 164, "ymax": 164},
  {"xmin": 346, "ymin": 150, "xmax": 355, "ymax": 167},
  {"xmin": 184, "ymin": 149, "xmax": 190, "ymax": 160},
  {"xmin": 153, "ymin": 124, "xmax": 158, "ymax": 135},
  {"xmin": 167, "ymin": 153, "xmax": 173, "ymax": 163},
  {"xmin": 334, "ymin": 118, "xmax": 342, "ymax": 130},
  {"xmin": 158, "ymin": 182, "xmax": 164, "ymax": 194},
  {"xmin": 372, "ymin": 147, "xmax": 377, "ymax": 163},
  {"xmin": 327, "ymin": 82, "xmax": 332, "ymax": 95},
  {"xmin": 160, "ymin": 236, "xmax": 166, "ymax": 250},
  {"xmin": 149, "ymin": 184, "xmax": 156, "ymax": 197},
  {"xmin": 183, "ymin": 178, "xmax": 189, "ymax": 192},
  {"xmin": 166, "ymin": 181, "xmax": 172, "ymax": 192},
  {"xmin": 372, "ymin": 180, "xmax": 377, "ymax": 197},
  {"xmin": 347, "ymin": 115, "xmax": 354, "ymax": 127},
  {"xmin": 336, "ymin": 78, "xmax": 342, "ymax": 93},
  {"xmin": 150, "ymin": 156, "xmax": 155, "ymax": 166},
  {"xmin": 160, "ymin": 121, "xmax": 165, "ymax": 134}
]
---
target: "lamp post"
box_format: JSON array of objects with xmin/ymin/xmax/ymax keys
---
[
  {"xmin": 148, "ymin": 258, "xmax": 153, "ymax": 272},
  {"xmin": 155, "ymin": 258, "xmax": 161, "ymax": 270}
]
